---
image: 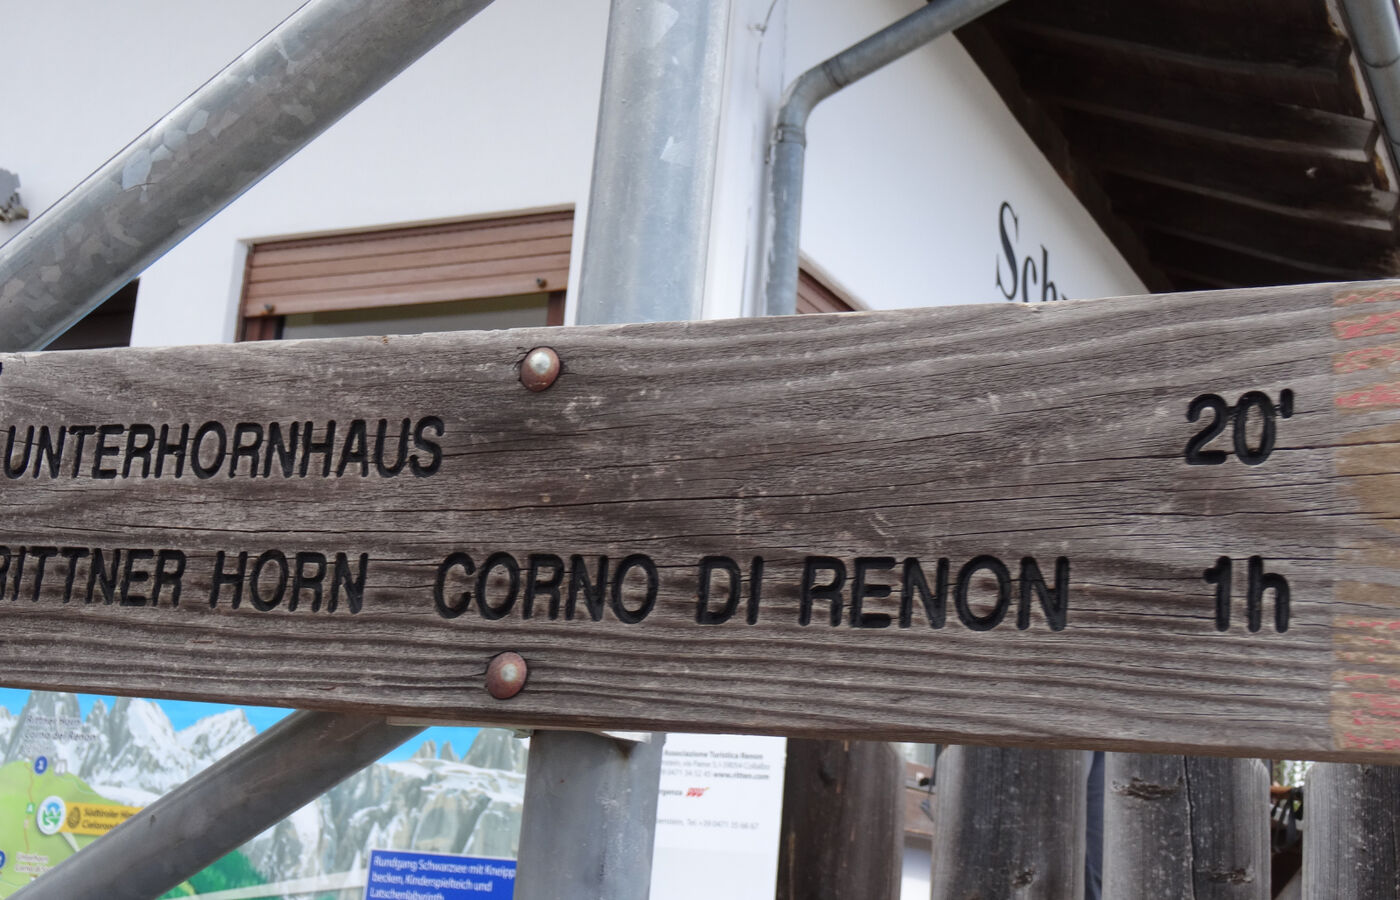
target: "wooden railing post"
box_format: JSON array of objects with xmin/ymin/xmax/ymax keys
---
[
  {"xmin": 775, "ymin": 740, "xmax": 903, "ymax": 900},
  {"xmin": 931, "ymin": 746, "xmax": 1085, "ymax": 899},
  {"xmin": 1103, "ymin": 754, "xmax": 1269, "ymax": 898},
  {"xmin": 1303, "ymin": 763, "xmax": 1400, "ymax": 897}
]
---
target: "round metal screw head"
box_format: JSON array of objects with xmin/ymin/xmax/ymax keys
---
[
  {"xmin": 520, "ymin": 347, "xmax": 560, "ymax": 392},
  {"xmin": 486, "ymin": 651, "xmax": 528, "ymax": 699}
]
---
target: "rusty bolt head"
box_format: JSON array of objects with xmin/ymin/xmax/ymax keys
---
[
  {"xmin": 486, "ymin": 651, "xmax": 528, "ymax": 700},
  {"xmin": 520, "ymin": 347, "xmax": 560, "ymax": 392}
]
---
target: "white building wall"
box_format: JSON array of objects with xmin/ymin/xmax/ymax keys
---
[
  {"xmin": 788, "ymin": 0, "xmax": 1146, "ymax": 308},
  {"xmin": 3, "ymin": 0, "xmax": 1143, "ymax": 348}
]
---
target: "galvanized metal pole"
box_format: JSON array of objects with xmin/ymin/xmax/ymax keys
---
[
  {"xmin": 515, "ymin": 2, "xmax": 731, "ymax": 898},
  {"xmin": 12, "ymin": 712, "xmax": 424, "ymax": 900},
  {"xmin": 761, "ymin": 0, "xmax": 1009, "ymax": 316},
  {"xmin": 0, "ymin": 0, "xmax": 498, "ymax": 351},
  {"xmin": 573, "ymin": 0, "xmax": 731, "ymax": 324},
  {"xmin": 515, "ymin": 732, "xmax": 668, "ymax": 900}
]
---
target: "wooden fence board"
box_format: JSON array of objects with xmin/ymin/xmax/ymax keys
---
[{"xmin": 2, "ymin": 280, "xmax": 1400, "ymax": 760}]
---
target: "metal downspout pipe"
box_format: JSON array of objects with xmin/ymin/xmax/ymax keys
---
[
  {"xmin": 762, "ymin": 0, "xmax": 1010, "ymax": 317},
  {"xmin": 1339, "ymin": 0, "xmax": 1400, "ymax": 165},
  {"xmin": 0, "ymin": 0, "xmax": 499, "ymax": 351}
]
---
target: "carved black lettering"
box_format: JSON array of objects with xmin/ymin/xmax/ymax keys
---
[
  {"xmin": 799, "ymin": 556, "xmax": 846, "ymax": 627},
  {"xmin": 900, "ymin": 557, "xmax": 947, "ymax": 628},
  {"xmin": 123, "ymin": 425, "xmax": 155, "ymax": 478},
  {"xmin": 476, "ymin": 552, "xmax": 520, "ymax": 620},
  {"xmin": 209, "ymin": 551, "xmax": 248, "ymax": 609},
  {"xmin": 153, "ymin": 550, "xmax": 185, "ymax": 607},
  {"xmin": 92, "ymin": 425, "xmax": 123, "ymax": 479},
  {"xmin": 524, "ymin": 553, "xmax": 565, "ymax": 619},
  {"xmin": 1204, "ymin": 556, "xmax": 1232, "ymax": 631},
  {"xmin": 289, "ymin": 552, "xmax": 327, "ymax": 612},
  {"xmin": 567, "ymin": 555, "xmax": 608, "ymax": 622},
  {"xmin": 32, "ymin": 426, "xmax": 66, "ymax": 479},
  {"xmin": 374, "ymin": 418, "xmax": 410, "ymax": 477},
  {"xmin": 119, "ymin": 549, "xmax": 154, "ymax": 606},
  {"xmin": 1185, "ymin": 394, "xmax": 1230, "ymax": 465},
  {"xmin": 433, "ymin": 552, "xmax": 474, "ymax": 619},
  {"xmin": 229, "ymin": 423, "xmax": 264, "ymax": 477},
  {"xmin": 4, "ymin": 426, "xmax": 33, "ymax": 479},
  {"xmin": 329, "ymin": 553, "xmax": 368, "ymax": 614},
  {"xmin": 1247, "ymin": 556, "xmax": 1290, "ymax": 633},
  {"xmin": 955, "ymin": 555, "xmax": 1012, "ymax": 631},
  {"xmin": 0, "ymin": 546, "xmax": 10, "ymax": 601},
  {"xmin": 86, "ymin": 548, "xmax": 120, "ymax": 605},
  {"xmin": 60, "ymin": 548, "xmax": 87, "ymax": 603},
  {"xmin": 264, "ymin": 422, "xmax": 300, "ymax": 478},
  {"xmin": 411, "ymin": 416, "xmax": 444, "ymax": 477},
  {"xmin": 1018, "ymin": 556, "xmax": 1070, "ymax": 631},
  {"xmin": 610, "ymin": 554, "xmax": 657, "ymax": 624},
  {"xmin": 1233, "ymin": 392, "xmax": 1277, "ymax": 465},
  {"xmin": 850, "ymin": 557, "xmax": 894, "ymax": 629},
  {"xmin": 67, "ymin": 425, "xmax": 96, "ymax": 478},
  {"xmin": 28, "ymin": 546, "xmax": 57, "ymax": 602},
  {"xmin": 191, "ymin": 422, "xmax": 227, "ymax": 480},
  {"xmin": 9, "ymin": 547, "xmax": 24, "ymax": 601},
  {"xmin": 336, "ymin": 419, "xmax": 368, "ymax": 477},
  {"xmin": 155, "ymin": 424, "xmax": 189, "ymax": 478},
  {"xmin": 747, "ymin": 557, "xmax": 764, "ymax": 625},
  {"xmin": 696, "ymin": 556, "xmax": 741, "ymax": 625},
  {"xmin": 250, "ymin": 550, "xmax": 288, "ymax": 611},
  {"xmin": 300, "ymin": 420, "xmax": 336, "ymax": 478}
]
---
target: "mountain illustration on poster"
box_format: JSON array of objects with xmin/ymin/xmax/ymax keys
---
[{"xmin": 0, "ymin": 689, "xmax": 523, "ymax": 897}]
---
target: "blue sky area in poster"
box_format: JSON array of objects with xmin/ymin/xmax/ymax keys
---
[{"xmin": 0, "ymin": 688, "xmax": 477, "ymax": 762}]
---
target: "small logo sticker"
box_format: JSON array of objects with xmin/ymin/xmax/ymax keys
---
[{"xmin": 36, "ymin": 797, "xmax": 65, "ymax": 836}]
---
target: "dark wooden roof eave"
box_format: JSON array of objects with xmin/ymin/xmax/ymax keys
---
[{"xmin": 955, "ymin": 0, "xmax": 1400, "ymax": 293}]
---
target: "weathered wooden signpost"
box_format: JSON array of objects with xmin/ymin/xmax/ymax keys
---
[
  {"xmin": 5, "ymin": 0, "xmax": 1400, "ymax": 895},
  {"xmin": 2, "ymin": 279, "xmax": 1400, "ymax": 764}
]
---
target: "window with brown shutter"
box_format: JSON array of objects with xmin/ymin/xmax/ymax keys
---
[
  {"xmin": 237, "ymin": 208, "xmax": 858, "ymax": 340},
  {"xmin": 239, "ymin": 209, "xmax": 572, "ymax": 341}
]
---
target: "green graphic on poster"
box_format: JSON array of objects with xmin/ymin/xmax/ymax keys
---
[{"xmin": 0, "ymin": 690, "xmax": 524, "ymax": 898}]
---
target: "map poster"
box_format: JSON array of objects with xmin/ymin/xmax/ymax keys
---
[{"xmin": 0, "ymin": 690, "xmax": 523, "ymax": 898}]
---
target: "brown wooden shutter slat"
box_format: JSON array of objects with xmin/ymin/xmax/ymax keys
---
[
  {"xmin": 243, "ymin": 211, "xmax": 573, "ymax": 317},
  {"xmin": 246, "ymin": 252, "xmax": 572, "ymax": 300},
  {"xmin": 250, "ymin": 235, "xmax": 573, "ymax": 283},
  {"xmin": 250, "ymin": 271, "xmax": 572, "ymax": 317},
  {"xmin": 796, "ymin": 269, "xmax": 856, "ymax": 314}
]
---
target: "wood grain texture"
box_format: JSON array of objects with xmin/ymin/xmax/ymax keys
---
[
  {"xmin": 1302, "ymin": 762, "xmax": 1400, "ymax": 897},
  {"xmin": 3, "ymin": 280, "xmax": 1400, "ymax": 758},
  {"xmin": 1103, "ymin": 754, "xmax": 1270, "ymax": 898},
  {"xmin": 776, "ymin": 740, "xmax": 902, "ymax": 900},
  {"xmin": 931, "ymin": 747, "xmax": 1085, "ymax": 899}
]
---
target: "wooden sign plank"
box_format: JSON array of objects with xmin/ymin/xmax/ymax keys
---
[{"xmin": 3, "ymin": 280, "xmax": 1400, "ymax": 761}]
